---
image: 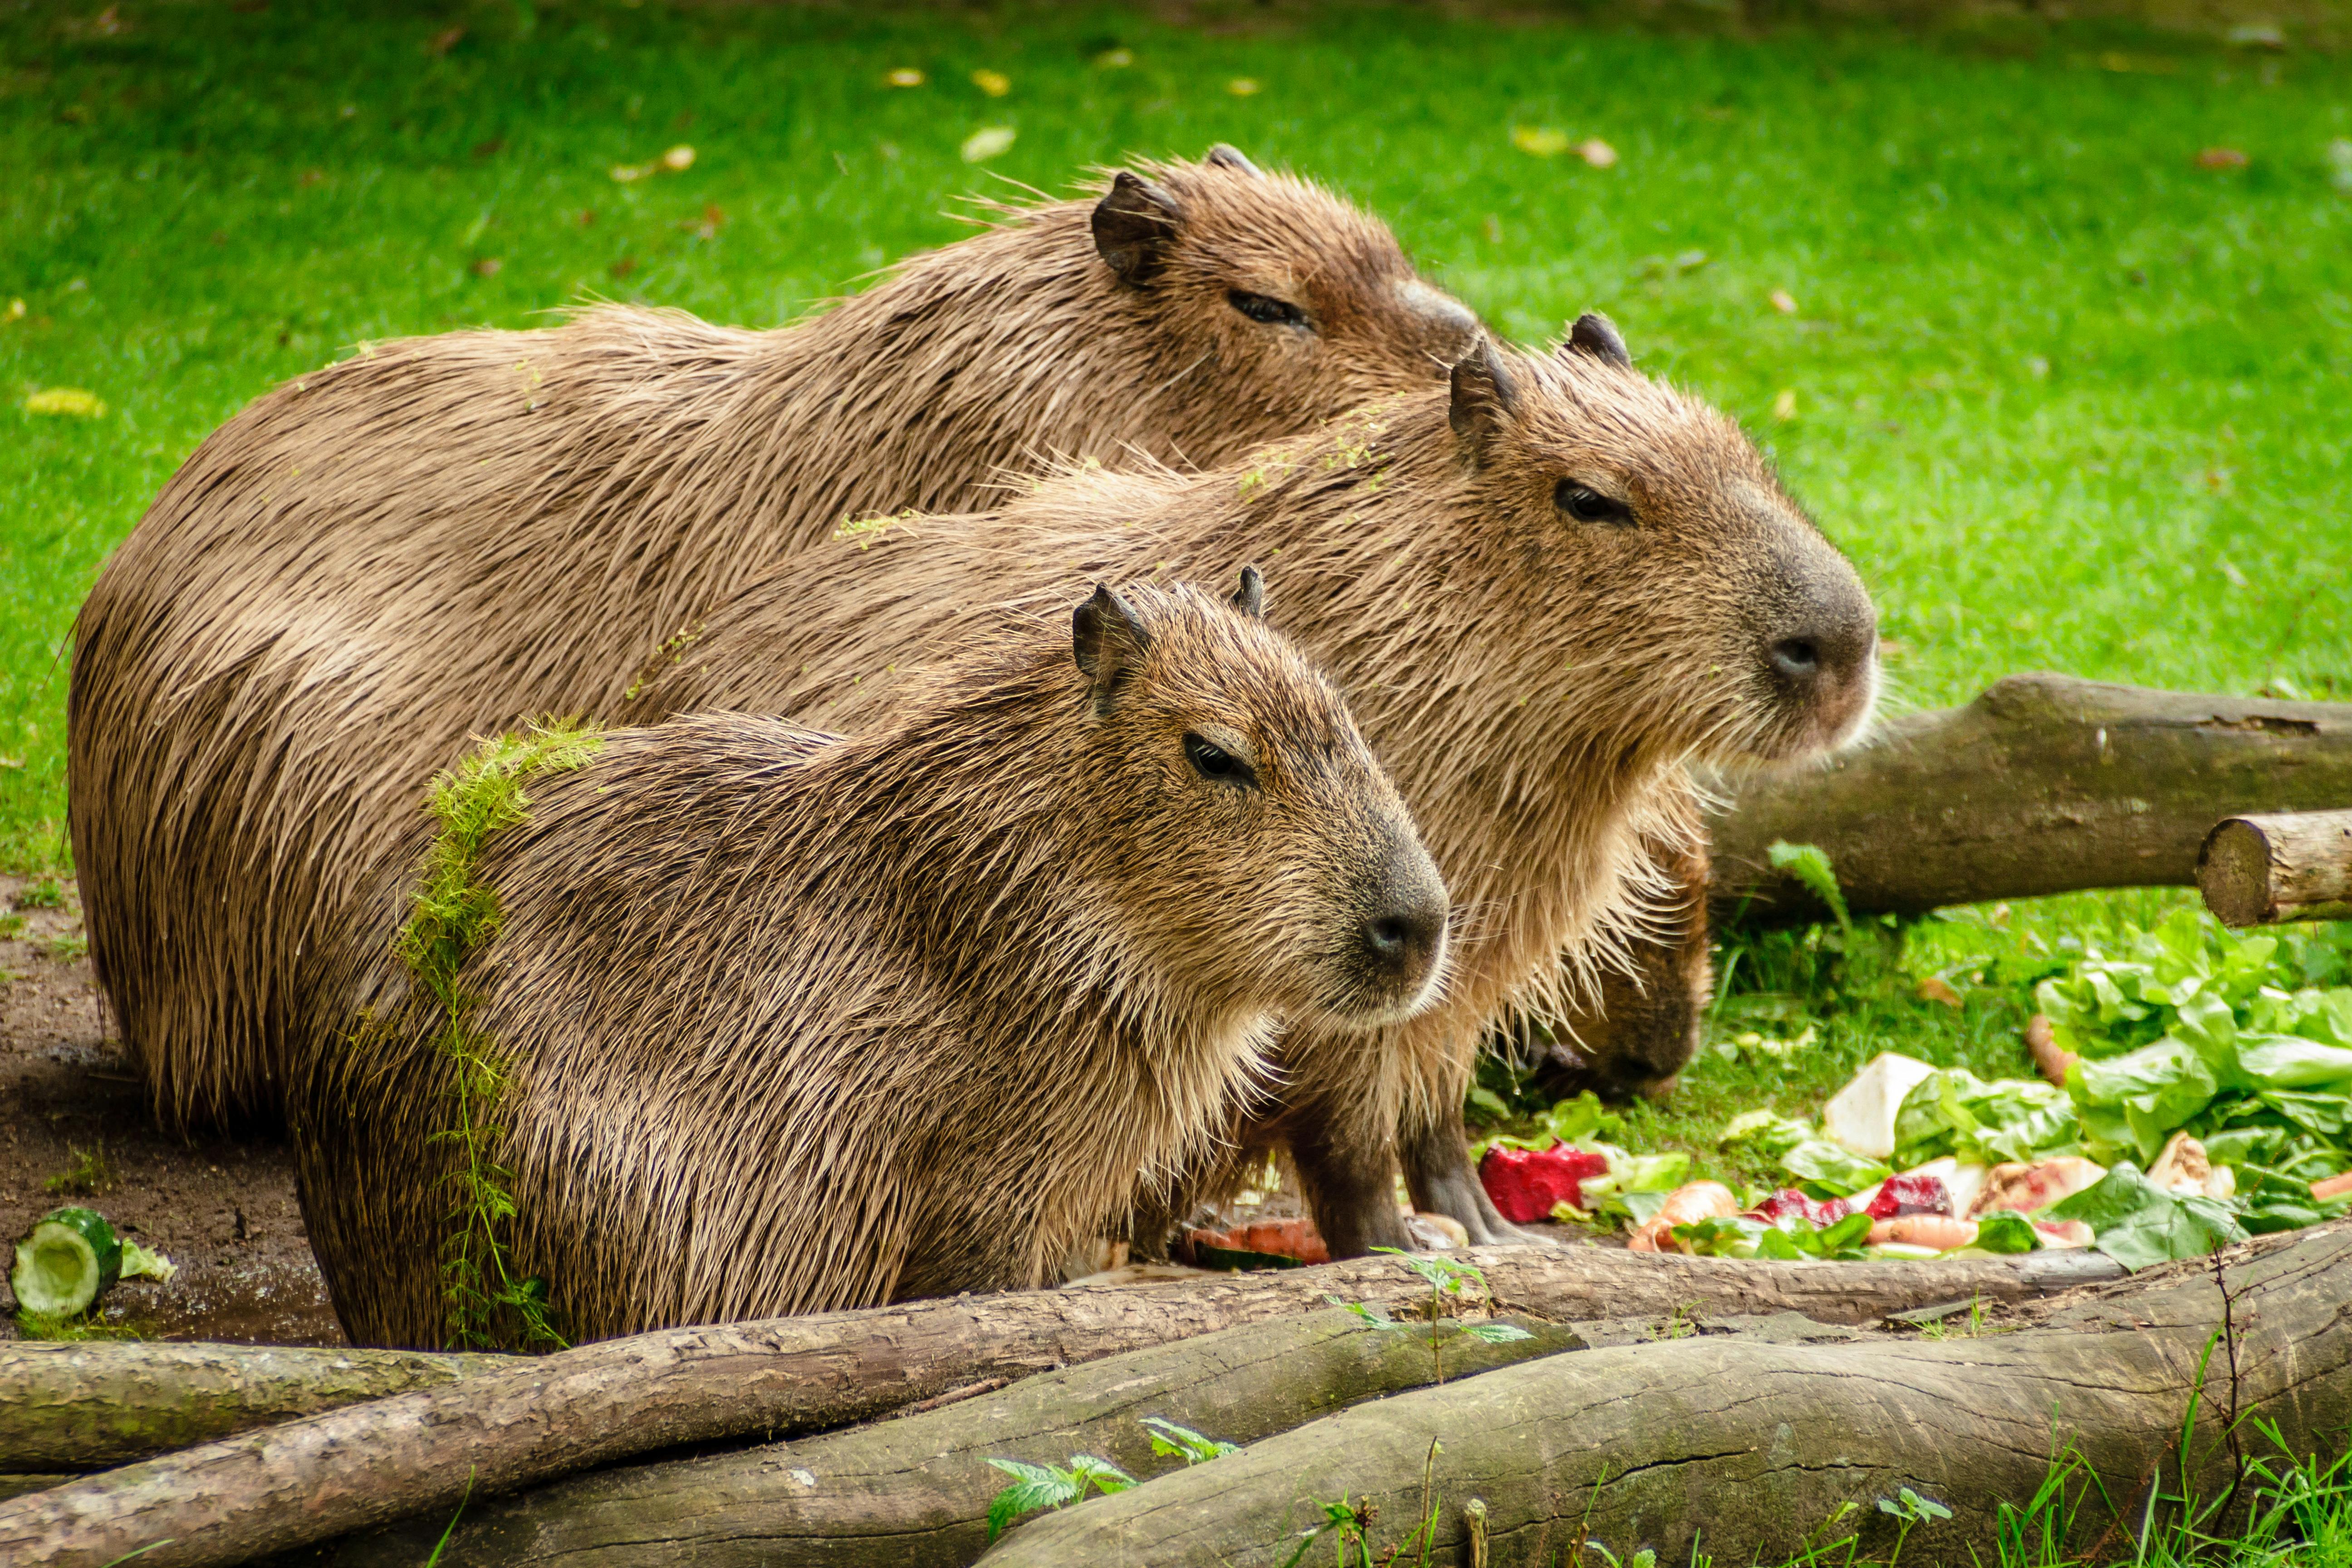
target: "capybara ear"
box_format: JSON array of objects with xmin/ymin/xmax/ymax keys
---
[
  {"xmin": 1072, "ymin": 583, "xmax": 1154, "ymax": 715},
  {"xmin": 1205, "ymin": 143, "xmax": 1265, "ymax": 178},
  {"xmin": 1564, "ymin": 311, "xmax": 1632, "ymax": 369},
  {"xmin": 1230, "ymin": 564, "xmax": 1265, "ymax": 619},
  {"xmin": 1093, "ymin": 172, "xmax": 1186, "ymax": 285},
  {"xmin": 1447, "ymin": 336, "xmax": 1519, "ymax": 458}
]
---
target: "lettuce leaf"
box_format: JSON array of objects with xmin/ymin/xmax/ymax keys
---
[
  {"xmin": 1893, "ymin": 1068, "xmax": 2078, "ymax": 1168},
  {"xmin": 2041, "ymin": 1162, "xmax": 2249, "ymax": 1271}
]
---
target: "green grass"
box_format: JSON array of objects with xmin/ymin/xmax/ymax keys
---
[{"xmin": 3, "ymin": 0, "xmax": 2349, "ymax": 867}]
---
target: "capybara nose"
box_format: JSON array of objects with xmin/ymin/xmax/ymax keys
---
[
  {"xmin": 1762, "ymin": 587, "xmax": 1878, "ymax": 729},
  {"xmin": 1360, "ymin": 868, "xmax": 1448, "ymax": 994}
]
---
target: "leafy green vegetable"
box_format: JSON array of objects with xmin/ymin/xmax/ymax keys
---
[
  {"xmin": 1969, "ymin": 1210, "xmax": 2042, "ymax": 1254},
  {"xmin": 1671, "ymin": 1210, "xmax": 1872, "ymax": 1261},
  {"xmin": 1719, "ymin": 1110, "xmax": 1890, "ymax": 1198},
  {"xmin": 2042, "ymin": 1162, "xmax": 2250, "ymax": 1271},
  {"xmin": 1893, "ymin": 1069, "xmax": 2079, "ymax": 1168},
  {"xmin": 1142, "ymin": 1417, "xmax": 1237, "ymax": 1465},
  {"xmin": 2030, "ymin": 908, "xmax": 2351, "ymax": 1196}
]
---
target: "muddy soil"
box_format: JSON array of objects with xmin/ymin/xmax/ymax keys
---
[{"xmin": 0, "ymin": 875, "xmax": 344, "ymax": 1347}]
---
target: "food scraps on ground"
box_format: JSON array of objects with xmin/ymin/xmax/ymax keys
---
[
  {"xmin": 10, "ymin": 1206, "xmax": 176, "ymax": 1318},
  {"xmin": 1478, "ymin": 1143, "xmax": 1609, "ymax": 1223},
  {"xmin": 1626, "ymin": 1181, "xmax": 1739, "ymax": 1252}
]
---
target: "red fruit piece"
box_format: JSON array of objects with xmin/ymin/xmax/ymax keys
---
[
  {"xmin": 1479, "ymin": 1143, "xmax": 1610, "ymax": 1223},
  {"xmin": 1188, "ymin": 1218, "xmax": 1331, "ymax": 1265},
  {"xmin": 1866, "ymin": 1172, "xmax": 1953, "ymax": 1220},
  {"xmin": 1749, "ymin": 1188, "xmax": 1851, "ymax": 1227}
]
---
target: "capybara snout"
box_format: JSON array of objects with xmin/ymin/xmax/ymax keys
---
[
  {"xmin": 1078, "ymin": 569, "xmax": 1450, "ymax": 1033},
  {"xmin": 1750, "ymin": 541, "xmax": 1879, "ymax": 757},
  {"xmin": 1340, "ymin": 837, "xmax": 1450, "ymax": 1024}
]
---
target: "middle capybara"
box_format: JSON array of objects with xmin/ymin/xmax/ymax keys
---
[
  {"xmin": 70, "ymin": 146, "xmax": 1482, "ymax": 1137},
  {"xmin": 621, "ymin": 324, "xmax": 1881, "ymax": 1260},
  {"xmin": 297, "ymin": 573, "xmax": 1450, "ymax": 1348}
]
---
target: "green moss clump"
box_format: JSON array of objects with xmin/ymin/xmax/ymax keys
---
[{"xmin": 394, "ymin": 722, "xmax": 601, "ymax": 1352}]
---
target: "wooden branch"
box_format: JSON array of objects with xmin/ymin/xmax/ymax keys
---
[
  {"xmin": 0, "ymin": 1343, "xmax": 505, "ymax": 1473},
  {"xmin": 0, "ymin": 1247, "xmax": 2117, "ymax": 1568},
  {"xmin": 2199, "ymin": 809, "xmax": 2352, "ymax": 926},
  {"xmin": 324, "ymin": 1307, "xmax": 1588, "ymax": 1567},
  {"xmin": 984, "ymin": 1222, "xmax": 2352, "ymax": 1567},
  {"xmin": 1708, "ymin": 674, "xmax": 2352, "ymax": 925}
]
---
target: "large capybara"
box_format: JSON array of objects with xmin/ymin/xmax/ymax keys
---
[
  {"xmin": 298, "ymin": 574, "xmax": 1450, "ymax": 1347},
  {"xmin": 70, "ymin": 147, "xmax": 1481, "ymax": 1132},
  {"xmin": 619, "ymin": 324, "xmax": 1880, "ymax": 1258}
]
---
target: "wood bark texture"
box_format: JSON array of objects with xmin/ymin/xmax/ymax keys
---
[
  {"xmin": 325, "ymin": 1307, "xmax": 1587, "ymax": 1567},
  {"xmin": 0, "ymin": 1342, "xmax": 504, "ymax": 1472},
  {"xmin": 983, "ymin": 1223, "xmax": 2352, "ymax": 1568},
  {"xmin": 0, "ymin": 1245, "xmax": 2117, "ymax": 1568},
  {"xmin": 1708, "ymin": 674, "xmax": 2352, "ymax": 924},
  {"xmin": 2199, "ymin": 809, "xmax": 2352, "ymax": 926}
]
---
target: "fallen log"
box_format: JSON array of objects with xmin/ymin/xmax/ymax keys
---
[
  {"xmin": 0, "ymin": 1246, "xmax": 2118, "ymax": 1568},
  {"xmin": 2199, "ymin": 808, "xmax": 2352, "ymax": 926},
  {"xmin": 0, "ymin": 1341, "xmax": 505, "ymax": 1472},
  {"xmin": 1708, "ymin": 674, "xmax": 2352, "ymax": 925},
  {"xmin": 983, "ymin": 1222, "xmax": 2352, "ymax": 1567},
  {"xmin": 325, "ymin": 1306, "xmax": 1587, "ymax": 1567}
]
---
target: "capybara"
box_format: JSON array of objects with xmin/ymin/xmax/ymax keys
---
[
  {"xmin": 70, "ymin": 147, "xmax": 1480, "ymax": 1132},
  {"xmin": 297, "ymin": 574, "xmax": 1450, "ymax": 1347},
  {"xmin": 618, "ymin": 323, "xmax": 1880, "ymax": 1257}
]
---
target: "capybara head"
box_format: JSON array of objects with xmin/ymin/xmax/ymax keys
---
[
  {"xmin": 1439, "ymin": 318, "xmax": 1879, "ymax": 767},
  {"xmin": 1064, "ymin": 569, "xmax": 1449, "ymax": 1028},
  {"xmin": 1087, "ymin": 147, "xmax": 1480, "ymax": 430}
]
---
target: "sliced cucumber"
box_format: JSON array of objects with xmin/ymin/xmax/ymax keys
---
[{"xmin": 11, "ymin": 1206, "xmax": 122, "ymax": 1318}]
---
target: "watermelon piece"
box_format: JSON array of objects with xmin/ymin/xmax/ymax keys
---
[
  {"xmin": 1865, "ymin": 1172, "xmax": 1953, "ymax": 1220},
  {"xmin": 1479, "ymin": 1143, "xmax": 1610, "ymax": 1223}
]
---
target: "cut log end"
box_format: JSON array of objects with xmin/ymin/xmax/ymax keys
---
[{"xmin": 2198, "ymin": 809, "xmax": 2352, "ymax": 927}]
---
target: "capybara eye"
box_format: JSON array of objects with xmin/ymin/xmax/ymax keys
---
[
  {"xmin": 1183, "ymin": 732, "xmax": 1259, "ymax": 787},
  {"xmin": 1228, "ymin": 291, "xmax": 1310, "ymax": 330},
  {"xmin": 1555, "ymin": 480, "xmax": 1634, "ymax": 526}
]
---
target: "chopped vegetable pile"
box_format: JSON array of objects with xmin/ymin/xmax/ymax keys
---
[{"xmin": 1475, "ymin": 910, "xmax": 2352, "ymax": 1270}]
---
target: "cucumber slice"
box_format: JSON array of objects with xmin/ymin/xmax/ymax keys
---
[{"xmin": 11, "ymin": 1206, "xmax": 122, "ymax": 1318}]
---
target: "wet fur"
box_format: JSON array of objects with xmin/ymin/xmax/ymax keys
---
[
  {"xmin": 70, "ymin": 154, "xmax": 1478, "ymax": 1132},
  {"xmin": 297, "ymin": 583, "xmax": 1441, "ymax": 1345},
  {"xmin": 619, "ymin": 341, "xmax": 1877, "ymax": 1256}
]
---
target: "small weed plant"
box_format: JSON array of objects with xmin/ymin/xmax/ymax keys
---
[
  {"xmin": 1326, "ymin": 1251, "xmax": 1534, "ymax": 1385},
  {"xmin": 44, "ymin": 1143, "xmax": 113, "ymax": 1197},
  {"xmin": 983, "ymin": 1417, "xmax": 1232, "ymax": 1542}
]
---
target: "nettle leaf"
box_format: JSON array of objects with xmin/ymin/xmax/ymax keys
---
[
  {"xmin": 1325, "ymin": 1294, "xmax": 1399, "ymax": 1329},
  {"xmin": 1066, "ymin": 1454, "xmax": 1136, "ymax": 1494},
  {"xmin": 1142, "ymin": 1417, "xmax": 1238, "ymax": 1464}
]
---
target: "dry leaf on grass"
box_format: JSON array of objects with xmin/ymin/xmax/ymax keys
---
[
  {"xmin": 1227, "ymin": 78, "xmax": 1261, "ymax": 97},
  {"xmin": 971, "ymin": 69, "xmax": 1011, "ymax": 97},
  {"xmin": 1511, "ymin": 124, "xmax": 1569, "ymax": 157},
  {"xmin": 960, "ymin": 126, "xmax": 1016, "ymax": 163},
  {"xmin": 2196, "ymin": 147, "xmax": 2249, "ymax": 170},
  {"xmin": 24, "ymin": 387, "xmax": 108, "ymax": 417},
  {"xmin": 1771, "ymin": 388, "xmax": 1798, "ymax": 421},
  {"xmin": 1769, "ymin": 288, "xmax": 1798, "ymax": 314},
  {"xmin": 1576, "ymin": 137, "xmax": 1617, "ymax": 167},
  {"xmin": 887, "ymin": 68, "xmax": 925, "ymax": 88},
  {"xmin": 1916, "ymin": 975, "xmax": 1964, "ymax": 1009}
]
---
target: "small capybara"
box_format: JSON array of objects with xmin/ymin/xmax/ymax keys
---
[
  {"xmin": 71, "ymin": 147, "xmax": 1480, "ymax": 1132},
  {"xmin": 297, "ymin": 573, "xmax": 1449, "ymax": 1347},
  {"xmin": 620, "ymin": 323, "xmax": 1879, "ymax": 1258}
]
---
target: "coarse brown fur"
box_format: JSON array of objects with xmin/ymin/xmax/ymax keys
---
[
  {"xmin": 615, "ymin": 333, "xmax": 1880, "ymax": 1259},
  {"xmin": 296, "ymin": 581, "xmax": 1449, "ymax": 1346},
  {"xmin": 70, "ymin": 150, "xmax": 1479, "ymax": 1132}
]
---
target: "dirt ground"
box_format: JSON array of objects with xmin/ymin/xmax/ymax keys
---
[{"xmin": 0, "ymin": 875, "xmax": 345, "ymax": 1347}]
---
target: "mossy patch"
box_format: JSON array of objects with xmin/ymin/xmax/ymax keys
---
[{"xmin": 395, "ymin": 721, "xmax": 601, "ymax": 1352}]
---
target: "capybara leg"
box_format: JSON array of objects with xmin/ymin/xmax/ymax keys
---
[
  {"xmin": 1290, "ymin": 1129, "xmax": 1415, "ymax": 1259},
  {"xmin": 1403, "ymin": 1116, "xmax": 1536, "ymax": 1247}
]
